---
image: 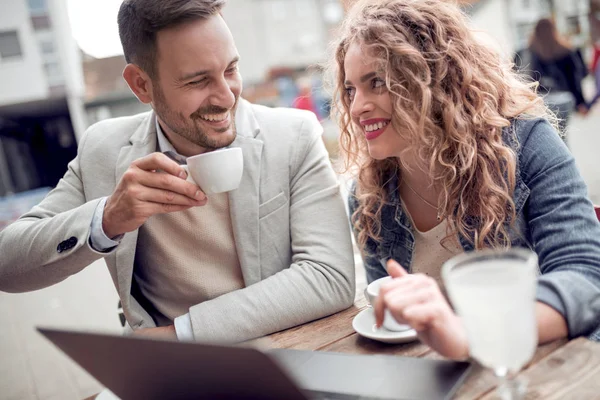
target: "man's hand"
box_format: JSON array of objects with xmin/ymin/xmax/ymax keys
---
[
  {"xmin": 133, "ymin": 325, "xmax": 178, "ymax": 340},
  {"xmin": 103, "ymin": 152, "xmax": 207, "ymax": 238},
  {"xmin": 375, "ymin": 260, "xmax": 469, "ymax": 360}
]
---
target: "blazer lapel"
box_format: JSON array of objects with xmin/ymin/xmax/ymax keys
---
[
  {"xmin": 114, "ymin": 113, "xmax": 157, "ymax": 304},
  {"xmin": 229, "ymin": 135, "xmax": 263, "ymax": 286},
  {"xmin": 229, "ymin": 99, "xmax": 263, "ymax": 286}
]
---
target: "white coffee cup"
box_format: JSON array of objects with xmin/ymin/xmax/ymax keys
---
[
  {"xmin": 365, "ymin": 276, "xmax": 412, "ymax": 332},
  {"xmin": 183, "ymin": 147, "xmax": 243, "ymax": 195}
]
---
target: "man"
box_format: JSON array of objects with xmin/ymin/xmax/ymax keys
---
[{"xmin": 0, "ymin": 0, "xmax": 355, "ymax": 343}]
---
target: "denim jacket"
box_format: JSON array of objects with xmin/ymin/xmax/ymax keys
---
[{"xmin": 348, "ymin": 118, "xmax": 600, "ymax": 339}]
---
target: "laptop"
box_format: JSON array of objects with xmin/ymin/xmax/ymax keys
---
[{"xmin": 38, "ymin": 327, "xmax": 471, "ymax": 400}]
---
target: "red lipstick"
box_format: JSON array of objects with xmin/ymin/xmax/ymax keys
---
[{"xmin": 360, "ymin": 118, "xmax": 391, "ymax": 141}]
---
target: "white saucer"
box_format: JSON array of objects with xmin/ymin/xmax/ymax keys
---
[{"xmin": 352, "ymin": 308, "xmax": 418, "ymax": 344}]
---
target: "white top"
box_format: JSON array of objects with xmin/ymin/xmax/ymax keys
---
[{"xmin": 404, "ymin": 210, "xmax": 462, "ymax": 286}]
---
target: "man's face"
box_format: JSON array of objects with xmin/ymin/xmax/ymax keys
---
[{"xmin": 151, "ymin": 15, "xmax": 242, "ymax": 152}]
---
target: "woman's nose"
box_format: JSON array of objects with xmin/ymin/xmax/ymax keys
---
[{"xmin": 350, "ymin": 91, "xmax": 374, "ymax": 118}]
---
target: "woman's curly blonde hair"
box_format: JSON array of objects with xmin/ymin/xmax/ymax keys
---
[{"xmin": 332, "ymin": 0, "xmax": 556, "ymax": 251}]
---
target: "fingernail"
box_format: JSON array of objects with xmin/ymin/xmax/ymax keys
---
[
  {"xmin": 179, "ymin": 171, "xmax": 187, "ymax": 179},
  {"xmin": 195, "ymin": 190, "xmax": 205, "ymax": 200}
]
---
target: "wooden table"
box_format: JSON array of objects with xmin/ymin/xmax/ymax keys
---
[
  {"xmin": 87, "ymin": 295, "xmax": 599, "ymax": 399},
  {"xmin": 261, "ymin": 296, "xmax": 600, "ymax": 400}
]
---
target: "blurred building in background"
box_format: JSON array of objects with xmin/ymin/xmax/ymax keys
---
[
  {"xmin": 83, "ymin": 54, "xmax": 149, "ymax": 126},
  {"xmin": 0, "ymin": 0, "xmax": 86, "ymax": 196},
  {"xmin": 225, "ymin": 0, "xmax": 343, "ymax": 85},
  {"xmin": 1, "ymin": 0, "xmax": 598, "ymax": 199}
]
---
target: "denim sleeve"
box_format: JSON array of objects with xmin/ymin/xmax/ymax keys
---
[
  {"xmin": 519, "ymin": 119, "xmax": 600, "ymax": 338},
  {"xmin": 347, "ymin": 182, "xmax": 387, "ymax": 284}
]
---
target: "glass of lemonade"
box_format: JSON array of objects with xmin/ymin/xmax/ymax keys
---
[{"xmin": 442, "ymin": 248, "xmax": 538, "ymax": 399}]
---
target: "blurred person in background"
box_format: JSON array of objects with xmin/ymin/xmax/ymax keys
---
[
  {"xmin": 275, "ymin": 74, "xmax": 299, "ymax": 108},
  {"xmin": 0, "ymin": 0, "xmax": 354, "ymax": 343},
  {"xmin": 311, "ymin": 73, "xmax": 333, "ymax": 120},
  {"xmin": 586, "ymin": 39, "xmax": 600, "ymax": 110},
  {"xmin": 527, "ymin": 18, "xmax": 588, "ymax": 133},
  {"xmin": 332, "ymin": 0, "xmax": 600, "ymax": 359},
  {"xmin": 293, "ymin": 76, "xmax": 320, "ymax": 119}
]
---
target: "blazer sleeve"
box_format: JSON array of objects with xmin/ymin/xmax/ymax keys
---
[
  {"xmin": 186, "ymin": 112, "xmax": 356, "ymax": 343},
  {"xmin": 519, "ymin": 119, "xmax": 600, "ymax": 338},
  {"xmin": 0, "ymin": 128, "xmax": 105, "ymax": 292}
]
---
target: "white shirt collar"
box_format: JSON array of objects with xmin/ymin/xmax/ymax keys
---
[{"xmin": 155, "ymin": 117, "xmax": 179, "ymax": 155}]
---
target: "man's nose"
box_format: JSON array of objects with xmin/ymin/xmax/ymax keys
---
[{"xmin": 211, "ymin": 77, "xmax": 237, "ymax": 109}]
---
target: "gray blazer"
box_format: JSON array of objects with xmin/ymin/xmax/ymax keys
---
[{"xmin": 0, "ymin": 99, "xmax": 355, "ymax": 343}]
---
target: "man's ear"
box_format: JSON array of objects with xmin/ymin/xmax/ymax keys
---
[{"xmin": 123, "ymin": 63, "xmax": 154, "ymax": 104}]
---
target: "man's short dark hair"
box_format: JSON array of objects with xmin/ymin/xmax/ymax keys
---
[{"xmin": 118, "ymin": 0, "xmax": 226, "ymax": 78}]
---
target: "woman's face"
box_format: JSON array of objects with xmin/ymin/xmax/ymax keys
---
[{"xmin": 343, "ymin": 41, "xmax": 406, "ymax": 160}]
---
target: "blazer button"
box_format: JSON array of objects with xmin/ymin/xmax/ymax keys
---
[
  {"xmin": 56, "ymin": 237, "xmax": 78, "ymax": 253},
  {"xmin": 67, "ymin": 236, "xmax": 77, "ymax": 247}
]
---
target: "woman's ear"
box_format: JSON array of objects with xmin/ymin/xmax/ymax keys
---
[{"xmin": 122, "ymin": 63, "xmax": 153, "ymax": 104}]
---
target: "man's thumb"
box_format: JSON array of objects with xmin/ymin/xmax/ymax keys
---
[{"xmin": 386, "ymin": 259, "xmax": 407, "ymax": 278}]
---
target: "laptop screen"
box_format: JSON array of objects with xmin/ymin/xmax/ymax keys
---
[{"xmin": 38, "ymin": 327, "xmax": 471, "ymax": 400}]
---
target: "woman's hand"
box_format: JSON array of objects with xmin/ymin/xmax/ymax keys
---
[{"xmin": 374, "ymin": 260, "xmax": 470, "ymax": 360}]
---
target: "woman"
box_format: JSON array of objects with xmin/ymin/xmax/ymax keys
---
[
  {"xmin": 527, "ymin": 18, "xmax": 588, "ymax": 130},
  {"xmin": 332, "ymin": 0, "xmax": 600, "ymax": 359},
  {"xmin": 586, "ymin": 39, "xmax": 600, "ymax": 110}
]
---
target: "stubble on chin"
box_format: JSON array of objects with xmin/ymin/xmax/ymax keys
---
[
  {"xmin": 192, "ymin": 114, "xmax": 237, "ymax": 150},
  {"xmin": 155, "ymin": 91, "xmax": 239, "ymax": 151}
]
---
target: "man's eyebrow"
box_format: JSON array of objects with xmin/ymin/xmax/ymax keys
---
[
  {"xmin": 178, "ymin": 69, "xmax": 209, "ymax": 82},
  {"xmin": 227, "ymin": 56, "xmax": 240, "ymax": 67},
  {"xmin": 178, "ymin": 56, "xmax": 240, "ymax": 82},
  {"xmin": 344, "ymin": 71, "xmax": 377, "ymax": 86}
]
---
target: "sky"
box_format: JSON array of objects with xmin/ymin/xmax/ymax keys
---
[{"xmin": 67, "ymin": 0, "xmax": 124, "ymax": 58}]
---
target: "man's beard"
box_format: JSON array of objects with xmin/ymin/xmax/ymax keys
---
[{"xmin": 153, "ymin": 85, "xmax": 237, "ymax": 151}]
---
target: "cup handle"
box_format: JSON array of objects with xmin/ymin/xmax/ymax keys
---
[
  {"xmin": 182, "ymin": 165, "xmax": 195, "ymax": 184},
  {"xmin": 364, "ymin": 287, "xmax": 371, "ymax": 307}
]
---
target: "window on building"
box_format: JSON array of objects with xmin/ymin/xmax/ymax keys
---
[
  {"xmin": 31, "ymin": 15, "xmax": 52, "ymax": 30},
  {"xmin": 0, "ymin": 31, "xmax": 23, "ymax": 60},
  {"xmin": 44, "ymin": 61, "xmax": 61, "ymax": 77},
  {"xmin": 28, "ymin": 0, "xmax": 48, "ymax": 13},
  {"xmin": 40, "ymin": 38, "xmax": 55, "ymax": 55}
]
